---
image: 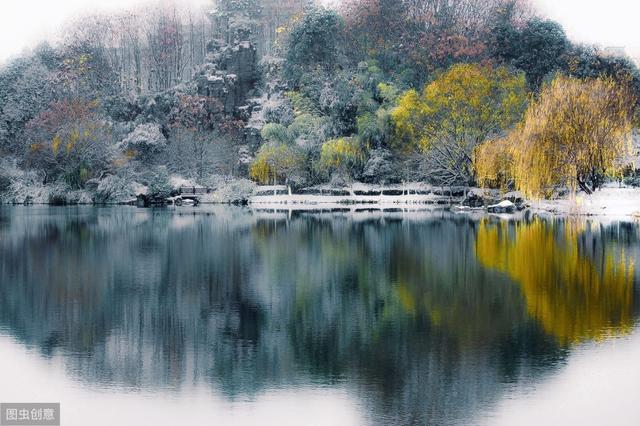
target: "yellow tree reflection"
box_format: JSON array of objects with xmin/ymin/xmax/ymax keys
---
[{"xmin": 476, "ymin": 219, "xmax": 635, "ymax": 345}]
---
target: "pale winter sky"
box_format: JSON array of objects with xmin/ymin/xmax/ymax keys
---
[{"xmin": 0, "ymin": 0, "xmax": 639, "ymax": 63}]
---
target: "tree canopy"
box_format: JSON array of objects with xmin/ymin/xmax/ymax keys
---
[
  {"xmin": 250, "ymin": 143, "xmax": 305, "ymax": 185},
  {"xmin": 392, "ymin": 63, "xmax": 527, "ymax": 185},
  {"xmin": 493, "ymin": 18, "xmax": 569, "ymax": 89},
  {"xmin": 0, "ymin": 0, "xmax": 639, "ymax": 199},
  {"xmin": 475, "ymin": 75, "xmax": 636, "ymax": 197},
  {"xmin": 283, "ymin": 7, "xmax": 344, "ymax": 86}
]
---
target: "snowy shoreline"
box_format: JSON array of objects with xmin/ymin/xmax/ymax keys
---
[
  {"xmin": 2, "ymin": 185, "xmax": 639, "ymax": 220},
  {"xmin": 529, "ymin": 187, "xmax": 640, "ymax": 219},
  {"xmin": 247, "ymin": 185, "xmax": 640, "ymax": 219}
]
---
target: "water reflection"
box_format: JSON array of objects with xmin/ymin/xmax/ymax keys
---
[
  {"xmin": 476, "ymin": 219, "xmax": 637, "ymax": 344},
  {"xmin": 0, "ymin": 207, "xmax": 638, "ymax": 425}
]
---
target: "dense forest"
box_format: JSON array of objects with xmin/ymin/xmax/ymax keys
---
[{"xmin": 0, "ymin": 0, "xmax": 639, "ymax": 203}]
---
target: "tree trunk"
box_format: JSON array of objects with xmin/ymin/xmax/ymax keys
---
[{"xmin": 577, "ymin": 178, "xmax": 593, "ymax": 195}]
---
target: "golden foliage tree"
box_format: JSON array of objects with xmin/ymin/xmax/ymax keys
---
[
  {"xmin": 476, "ymin": 75, "xmax": 636, "ymax": 197},
  {"xmin": 250, "ymin": 143, "xmax": 305, "ymax": 185},
  {"xmin": 24, "ymin": 100, "xmax": 111, "ymax": 188},
  {"xmin": 320, "ymin": 137, "xmax": 366, "ymax": 179},
  {"xmin": 392, "ymin": 63, "xmax": 527, "ymax": 185},
  {"xmin": 473, "ymin": 137, "xmax": 515, "ymax": 189}
]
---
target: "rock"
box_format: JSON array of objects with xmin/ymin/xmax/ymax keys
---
[
  {"xmin": 464, "ymin": 188, "xmax": 486, "ymax": 207},
  {"xmin": 503, "ymin": 191, "xmax": 524, "ymax": 204},
  {"xmin": 502, "ymin": 191, "xmax": 529, "ymax": 211},
  {"xmin": 488, "ymin": 200, "xmax": 516, "ymax": 214},
  {"xmin": 236, "ymin": 145, "xmax": 254, "ymax": 176},
  {"xmin": 244, "ymin": 126, "xmax": 262, "ymax": 150},
  {"xmin": 196, "ymin": 38, "xmax": 258, "ymax": 118}
]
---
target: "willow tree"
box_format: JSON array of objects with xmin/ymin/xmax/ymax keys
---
[
  {"xmin": 392, "ymin": 63, "xmax": 527, "ymax": 185},
  {"xmin": 250, "ymin": 143, "xmax": 305, "ymax": 186},
  {"xmin": 474, "ymin": 136, "xmax": 515, "ymax": 189},
  {"xmin": 491, "ymin": 76, "xmax": 636, "ymax": 197},
  {"xmin": 320, "ymin": 137, "xmax": 366, "ymax": 181}
]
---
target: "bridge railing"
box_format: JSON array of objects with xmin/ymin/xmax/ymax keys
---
[{"xmin": 179, "ymin": 186, "xmax": 213, "ymax": 195}]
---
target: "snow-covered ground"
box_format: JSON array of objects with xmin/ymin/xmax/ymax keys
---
[
  {"xmin": 248, "ymin": 184, "xmax": 640, "ymax": 220},
  {"xmin": 531, "ymin": 187, "xmax": 640, "ymax": 219}
]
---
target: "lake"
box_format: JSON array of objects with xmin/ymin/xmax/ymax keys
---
[{"xmin": 0, "ymin": 206, "xmax": 638, "ymax": 425}]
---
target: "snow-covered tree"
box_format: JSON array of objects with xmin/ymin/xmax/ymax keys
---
[{"xmin": 119, "ymin": 123, "xmax": 167, "ymax": 162}]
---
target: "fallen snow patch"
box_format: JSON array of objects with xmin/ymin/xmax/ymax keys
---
[{"xmin": 531, "ymin": 187, "xmax": 640, "ymax": 218}]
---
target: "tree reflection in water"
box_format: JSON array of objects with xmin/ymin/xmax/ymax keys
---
[
  {"xmin": 0, "ymin": 207, "xmax": 637, "ymax": 425},
  {"xmin": 476, "ymin": 218, "xmax": 636, "ymax": 345}
]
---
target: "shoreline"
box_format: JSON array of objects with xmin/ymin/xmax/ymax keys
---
[
  {"xmin": 2, "ymin": 186, "xmax": 639, "ymax": 220},
  {"xmin": 3, "ymin": 200, "xmax": 639, "ymax": 222},
  {"xmin": 528, "ymin": 187, "xmax": 640, "ymax": 220}
]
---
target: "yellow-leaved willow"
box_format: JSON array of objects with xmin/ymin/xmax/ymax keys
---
[
  {"xmin": 250, "ymin": 143, "xmax": 304, "ymax": 185},
  {"xmin": 474, "ymin": 75, "xmax": 636, "ymax": 198},
  {"xmin": 476, "ymin": 219, "xmax": 635, "ymax": 345},
  {"xmin": 320, "ymin": 137, "xmax": 366, "ymax": 170}
]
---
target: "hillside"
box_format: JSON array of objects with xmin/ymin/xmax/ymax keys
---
[{"xmin": 0, "ymin": 0, "xmax": 639, "ymax": 204}]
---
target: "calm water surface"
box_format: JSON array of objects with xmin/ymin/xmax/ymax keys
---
[{"xmin": 0, "ymin": 206, "xmax": 639, "ymax": 425}]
